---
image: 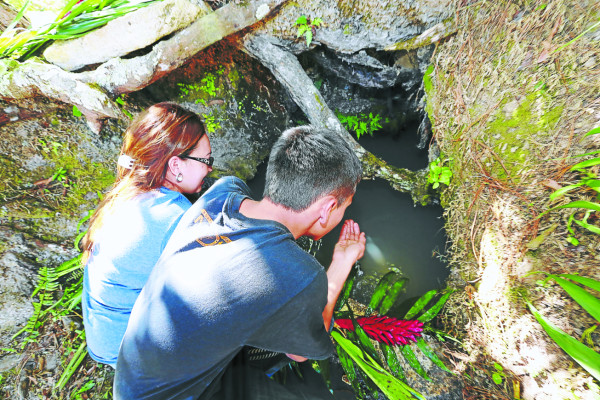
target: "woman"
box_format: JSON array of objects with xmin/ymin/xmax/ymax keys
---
[{"xmin": 81, "ymin": 102, "xmax": 213, "ymax": 367}]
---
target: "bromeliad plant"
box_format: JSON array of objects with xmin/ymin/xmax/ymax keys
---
[
  {"xmin": 546, "ymin": 126, "xmax": 600, "ymax": 245},
  {"xmin": 523, "ymin": 273, "xmax": 600, "ymax": 381},
  {"xmin": 327, "ymin": 269, "xmax": 454, "ymax": 399},
  {"xmin": 0, "ymin": 0, "xmax": 162, "ymax": 60}
]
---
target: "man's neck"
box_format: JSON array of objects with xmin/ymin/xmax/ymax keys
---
[{"xmin": 239, "ymin": 198, "xmax": 314, "ymax": 239}]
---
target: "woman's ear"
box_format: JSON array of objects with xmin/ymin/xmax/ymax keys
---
[{"xmin": 166, "ymin": 156, "xmax": 181, "ymax": 177}]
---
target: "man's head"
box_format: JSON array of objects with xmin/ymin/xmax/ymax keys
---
[{"xmin": 263, "ymin": 126, "xmax": 362, "ymax": 212}]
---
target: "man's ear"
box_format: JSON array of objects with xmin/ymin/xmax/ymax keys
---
[
  {"xmin": 166, "ymin": 156, "xmax": 181, "ymax": 177},
  {"xmin": 318, "ymin": 196, "xmax": 338, "ymax": 226}
]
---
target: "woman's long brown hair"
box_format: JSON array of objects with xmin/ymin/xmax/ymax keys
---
[{"xmin": 81, "ymin": 102, "xmax": 205, "ymax": 264}]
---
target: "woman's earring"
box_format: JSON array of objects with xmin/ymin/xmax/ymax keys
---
[{"xmin": 176, "ymin": 173, "xmax": 183, "ymax": 182}]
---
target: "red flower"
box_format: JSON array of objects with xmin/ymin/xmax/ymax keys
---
[{"xmin": 335, "ymin": 315, "xmax": 424, "ymax": 346}]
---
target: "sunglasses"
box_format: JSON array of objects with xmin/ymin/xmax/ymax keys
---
[{"xmin": 180, "ymin": 155, "xmax": 214, "ymax": 167}]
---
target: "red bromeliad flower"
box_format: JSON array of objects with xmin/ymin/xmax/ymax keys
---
[{"xmin": 335, "ymin": 316, "xmax": 424, "ymax": 346}]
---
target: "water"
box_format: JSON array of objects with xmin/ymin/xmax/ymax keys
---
[{"xmin": 247, "ymin": 124, "xmax": 448, "ymax": 309}]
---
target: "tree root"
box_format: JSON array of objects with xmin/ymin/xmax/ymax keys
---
[{"xmin": 243, "ymin": 34, "xmax": 431, "ymax": 204}]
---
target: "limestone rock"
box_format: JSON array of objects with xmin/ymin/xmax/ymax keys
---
[{"xmin": 43, "ymin": 0, "xmax": 211, "ymax": 71}]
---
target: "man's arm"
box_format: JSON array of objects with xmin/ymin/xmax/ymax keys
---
[{"xmin": 287, "ymin": 220, "xmax": 365, "ymax": 362}]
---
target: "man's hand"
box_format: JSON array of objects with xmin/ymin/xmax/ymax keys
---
[
  {"xmin": 332, "ymin": 220, "xmax": 366, "ymax": 265},
  {"xmin": 323, "ymin": 220, "xmax": 365, "ymax": 332}
]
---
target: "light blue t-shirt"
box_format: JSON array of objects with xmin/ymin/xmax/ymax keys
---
[{"xmin": 82, "ymin": 187, "xmax": 192, "ymax": 367}]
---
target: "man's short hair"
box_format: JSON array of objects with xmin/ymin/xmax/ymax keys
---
[{"xmin": 263, "ymin": 126, "xmax": 362, "ymax": 211}]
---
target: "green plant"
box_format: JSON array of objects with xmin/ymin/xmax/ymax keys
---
[
  {"xmin": 327, "ymin": 269, "xmax": 454, "ymax": 398},
  {"xmin": 428, "ymin": 156, "xmax": 453, "ymax": 189},
  {"xmin": 336, "ymin": 111, "xmax": 383, "ymax": 139},
  {"xmin": 202, "ymin": 113, "xmax": 221, "ymax": 134},
  {"xmin": 11, "ymin": 211, "xmax": 93, "ymax": 392},
  {"xmin": 491, "ymin": 362, "xmax": 506, "ymax": 385},
  {"xmin": 115, "ymin": 95, "xmax": 133, "ymax": 119},
  {"xmin": 295, "ymin": 15, "xmax": 322, "ymax": 46},
  {"xmin": 545, "ymin": 126, "xmax": 600, "ymax": 245},
  {"xmin": 178, "ymin": 73, "xmax": 220, "ymax": 106},
  {"xmin": 72, "ymin": 105, "xmax": 82, "ymax": 117},
  {"xmin": 0, "ymin": 0, "xmax": 161, "ymax": 60},
  {"xmin": 524, "ymin": 274, "xmax": 600, "ymax": 381}
]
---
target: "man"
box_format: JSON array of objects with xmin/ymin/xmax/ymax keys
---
[{"xmin": 114, "ymin": 126, "xmax": 366, "ymax": 399}]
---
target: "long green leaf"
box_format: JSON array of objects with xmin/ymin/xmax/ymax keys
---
[
  {"xmin": 335, "ymin": 343, "xmax": 361, "ymax": 396},
  {"xmin": 552, "ymin": 276, "xmax": 600, "ymax": 322},
  {"xmin": 3, "ymin": 0, "xmax": 32, "ymax": 34},
  {"xmin": 369, "ymin": 270, "xmax": 398, "ymax": 310},
  {"xmin": 418, "ymin": 291, "xmax": 453, "ymax": 322},
  {"xmin": 549, "ymin": 183, "xmax": 584, "ymax": 200},
  {"xmin": 404, "ymin": 289, "xmax": 437, "ymax": 319},
  {"xmin": 554, "ymin": 201, "xmax": 600, "ymax": 213},
  {"xmin": 571, "ymin": 157, "xmax": 600, "ymax": 170},
  {"xmin": 353, "ymin": 321, "xmax": 382, "ymax": 365},
  {"xmin": 415, "ymin": 337, "xmax": 452, "ymax": 373},
  {"xmin": 382, "ymin": 342, "xmax": 405, "ymax": 380},
  {"xmin": 559, "ymin": 274, "xmax": 600, "ymax": 292},
  {"xmin": 585, "ymin": 126, "xmax": 600, "ymax": 137},
  {"xmin": 400, "ymin": 345, "xmax": 430, "ymax": 381},
  {"xmin": 335, "ymin": 266, "xmax": 357, "ymax": 311},
  {"xmin": 332, "ymin": 331, "xmax": 425, "ymax": 399},
  {"xmin": 573, "ymin": 217, "xmax": 600, "ymax": 235},
  {"xmin": 379, "ymin": 277, "xmax": 407, "ymax": 315},
  {"xmin": 527, "ymin": 301, "xmax": 600, "ymax": 381}
]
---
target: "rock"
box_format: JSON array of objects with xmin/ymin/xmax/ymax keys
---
[
  {"xmin": 141, "ymin": 39, "xmax": 291, "ymax": 180},
  {"xmin": 43, "ymin": 0, "xmax": 211, "ymax": 72}
]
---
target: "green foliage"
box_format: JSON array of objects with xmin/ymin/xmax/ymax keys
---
[
  {"xmin": 329, "ymin": 270, "xmax": 454, "ymax": 398},
  {"xmin": 491, "ymin": 362, "xmax": 506, "ymax": 385},
  {"xmin": 0, "ymin": 0, "xmax": 161, "ymax": 60},
  {"xmin": 202, "ymin": 113, "xmax": 221, "ymax": 134},
  {"xmin": 545, "ymin": 126, "xmax": 600, "ymax": 244},
  {"xmin": 525, "ymin": 274, "xmax": 600, "ymax": 381},
  {"xmin": 336, "ymin": 111, "xmax": 383, "ymax": 139},
  {"xmin": 427, "ymin": 156, "xmax": 453, "ymax": 189},
  {"xmin": 72, "ymin": 105, "xmax": 82, "ymax": 117},
  {"xmin": 178, "ymin": 73, "xmax": 221, "ymax": 106},
  {"xmin": 11, "ymin": 211, "xmax": 93, "ymax": 395},
  {"xmin": 332, "ymin": 331, "xmax": 425, "ymax": 400},
  {"xmin": 295, "ymin": 15, "xmax": 322, "ymax": 47}
]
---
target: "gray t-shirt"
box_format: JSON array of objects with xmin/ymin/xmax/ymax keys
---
[{"xmin": 114, "ymin": 177, "xmax": 333, "ymax": 400}]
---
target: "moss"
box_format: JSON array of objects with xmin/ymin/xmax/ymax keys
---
[{"xmin": 484, "ymin": 92, "xmax": 564, "ymax": 181}]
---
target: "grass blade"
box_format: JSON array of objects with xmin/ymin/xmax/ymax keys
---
[
  {"xmin": 559, "ymin": 274, "xmax": 600, "ymax": 292},
  {"xmin": 554, "ymin": 200, "xmax": 600, "ymax": 213},
  {"xmin": 3, "ymin": 0, "xmax": 32, "ymax": 34},
  {"xmin": 552, "ymin": 276, "xmax": 600, "ymax": 322},
  {"xmin": 549, "ymin": 183, "xmax": 583, "ymax": 200},
  {"xmin": 573, "ymin": 217, "xmax": 600, "ymax": 235},
  {"xmin": 585, "ymin": 126, "xmax": 600, "ymax": 137},
  {"xmin": 571, "ymin": 157, "xmax": 600, "ymax": 170},
  {"xmin": 527, "ymin": 301, "xmax": 600, "ymax": 381},
  {"xmin": 332, "ymin": 331, "xmax": 425, "ymax": 399},
  {"xmin": 404, "ymin": 289, "xmax": 437, "ymax": 319}
]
